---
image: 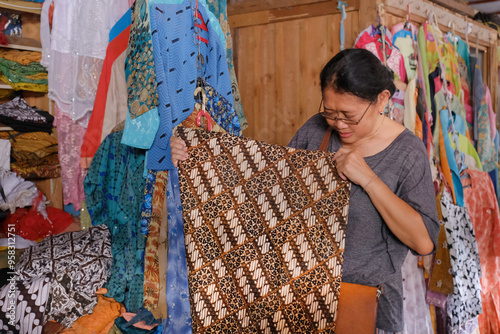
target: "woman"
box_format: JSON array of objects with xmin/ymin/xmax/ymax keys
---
[{"xmin": 171, "ymin": 48, "xmax": 440, "ymax": 333}]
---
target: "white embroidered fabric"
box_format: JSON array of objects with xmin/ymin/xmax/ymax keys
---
[{"xmin": 40, "ymin": 0, "xmax": 129, "ymax": 126}]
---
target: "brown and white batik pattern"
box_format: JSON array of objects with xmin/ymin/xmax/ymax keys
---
[{"xmin": 175, "ymin": 127, "xmax": 351, "ymax": 333}]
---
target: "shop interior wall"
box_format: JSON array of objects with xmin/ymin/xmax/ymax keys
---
[
  {"xmin": 228, "ymin": 0, "xmax": 498, "ymax": 146},
  {"xmin": 228, "ymin": 0, "xmax": 361, "ymax": 146}
]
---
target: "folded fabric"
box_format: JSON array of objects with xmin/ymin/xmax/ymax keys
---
[
  {"xmin": 0, "ymin": 168, "xmax": 39, "ymax": 213},
  {"xmin": 0, "ymin": 49, "xmax": 42, "ymax": 65},
  {"xmin": 0, "ymin": 275, "xmax": 52, "ymax": 334},
  {"xmin": 16, "ymin": 224, "xmax": 113, "ymax": 328},
  {"xmin": 61, "ymin": 295, "xmax": 121, "ymax": 334},
  {"xmin": 0, "ymin": 96, "xmax": 53, "ymax": 133}
]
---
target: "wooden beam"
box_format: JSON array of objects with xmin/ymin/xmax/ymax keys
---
[
  {"xmin": 228, "ymin": 0, "xmax": 357, "ymax": 28},
  {"xmin": 466, "ymin": 0, "xmax": 500, "ymax": 4},
  {"xmin": 228, "ymin": 0, "xmax": 330, "ymax": 16},
  {"xmin": 429, "ymin": 0, "xmax": 476, "ymax": 17}
]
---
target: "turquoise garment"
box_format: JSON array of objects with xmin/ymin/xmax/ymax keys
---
[
  {"xmin": 122, "ymin": 107, "xmax": 160, "ymax": 149},
  {"xmin": 337, "ymin": 0, "xmax": 347, "ymax": 51},
  {"xmin": 84, "ymin": 130, "xmax": 147, "ymax": 312},
  {"xmin": 164, "ymin": 169, "xmax": 192, "ymax": 334},
  {"xmin": 440, "ymin": 109, "xmax": 464, "ymax": 207},
  {"xmin": 205, "ymin": 0, "xmax": 248, "ymax": 130},
  {"xmin": 124, "ymin": 0, "xmax": 159, "ymax": 121},
  {"xmin": 147, "ymin": 0, "xmax": 234, "ymax": 170}
]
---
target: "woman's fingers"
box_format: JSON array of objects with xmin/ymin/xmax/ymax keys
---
[{"xmin": 170, "ymin": 136, "xmax": 189, "ymax": 167}]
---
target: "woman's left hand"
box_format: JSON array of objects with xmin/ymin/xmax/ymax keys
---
[{"xmin": 332, "ymin": 147, "xmax": 376, "ymax": 188}]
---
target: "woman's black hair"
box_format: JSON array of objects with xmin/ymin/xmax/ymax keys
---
[{"xmin": 320, "ymin": 48, "xmax": 396, "ymax": 103}]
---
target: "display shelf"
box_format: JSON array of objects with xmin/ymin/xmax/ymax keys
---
[
  {"xmin": 0, "ymin": 0, "xmax": 42, "ymax": 15},
  {"xmin": 2, "ymin": 35, "xmax": 42, "ymax": 52}
]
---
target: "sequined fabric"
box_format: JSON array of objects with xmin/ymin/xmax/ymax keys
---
[{"xmin": 175, "ymin": 126, "xmax": 350, "ymax": 333}]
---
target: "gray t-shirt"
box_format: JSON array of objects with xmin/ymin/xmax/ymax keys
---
[{"xmin": 288, "ymin": 114, "xmax": 440, "ymax": 332}]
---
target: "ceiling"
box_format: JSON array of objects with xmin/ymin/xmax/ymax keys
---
[{"xmin": 466, "ymin": 0, "xmax": 500, "ymax": 16}]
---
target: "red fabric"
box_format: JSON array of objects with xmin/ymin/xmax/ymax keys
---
[
  {"xmin": 80, "ymin": 24, "xmax": 130, "ymax": 164},
  {"xmin": 0, "ymin": 33, "xmax": 8, "ymax": 46},
  {"xmin": 1, "ymin": 192, "xmax": 73, "ymax": 241}
]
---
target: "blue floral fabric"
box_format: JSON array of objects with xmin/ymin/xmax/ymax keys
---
[
  {"xmin": 205, "ymin": 0, "xmax": 247, "ymax": 130},
  {"xmin": 141, "ymin": 170, "xmax": 157, "ymax": 236},
  {"xmin": 84, "ymin": 130, "xmax": 147, "ymax": 312},
  {"xmin": 164, "ymin": 169, "xmax": 192, "ymax": 333},
  {"xmin": 201, "ymin": 81, "xmax": 242, "ymax": 135}
]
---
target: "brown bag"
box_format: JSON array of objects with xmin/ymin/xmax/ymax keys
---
[{"xmin": 319, "ymin": 127, "xmax": 381, "ymax": 334}]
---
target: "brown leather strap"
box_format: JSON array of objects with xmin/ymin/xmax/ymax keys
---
[{"xmin": 319, "ymin": 126, "xmax": 334, "ymax": 152}]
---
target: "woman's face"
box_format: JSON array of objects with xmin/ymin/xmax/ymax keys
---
[{"xmin": 321, "ymin": 88, "xmax": 383, "ymax": 145}]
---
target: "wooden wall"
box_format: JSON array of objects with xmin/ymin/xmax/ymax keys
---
[
  {"xmin": 229, "ymin": 1, "xmax": 360, "ymax": 146},
  {"xmin": 227, "ymin": 0, "xmax": 498, "ymax": 146}
]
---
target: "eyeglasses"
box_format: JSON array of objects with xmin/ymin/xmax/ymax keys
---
[{"xmin": 318, "ymin": 100, "xmax": 372, "ymax": 125}]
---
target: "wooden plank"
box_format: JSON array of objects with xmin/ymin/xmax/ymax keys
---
[
  {"xmin": 429, "ymin": 0, "xmax": 476, "ymax": 17},
  {"xmin": 0, "ymin": 0, "xmax": 41, "ymax": 14},
  {"xmin": 357, "ymin": 0, "xmax": 381, "ymax": 32},
  {"xmin": 239, "ymin": 26, "xmax": 256, "ymax": 140},
  {"xmin": 3, "ymin": 35, "xmax": 42, "ymax": 52},
  {"xmin": 276, "ymin": 20, "xmax": 301, "ymax": 145},
  {"xmin": 34, "ymin": 177, "xmax": 63, "ymax": 209},
  {"xmin": 260, "ymin": 22, "xmax": 276, "ymax": 143},
  {"xmin": 228, "ymin": 0, "xmax": 329, "ymax": 15},
  {"xmin": 298, "ymin": 16, "xmax": 326, "ymax": 134},
  {"xmin": 229, "ymin": 1, "xmax": 357, "ymax": 28}
]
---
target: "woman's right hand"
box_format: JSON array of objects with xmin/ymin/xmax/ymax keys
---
[{"xmin": 171, "ymin": 136, "xmax": 188, "ymax": 167}]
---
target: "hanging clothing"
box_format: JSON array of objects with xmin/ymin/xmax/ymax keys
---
[
  {"xmin": 428, "ymin": 190, "xmax": 454, "ymax": 295},
  {"xmin": 84, "ymin": 130, "xmax": 147, "ymax": 313},
  {"xmin": 53, "ymin": 103, "xmax": 87, "ymax": 211},
  {"xmin": 121, "ymin": 0, "xmax": 161, "ymax": 150},
  {"xmin": 202, "ymin": 80, "xmax": 242, "ymax": 135},
  {"xmin": 163, "ymin": 169, "xmax": 192, "ymax": 334},
  {"xmin": 418, "ymin": 23, "xmax": 462, "ymax": 124},
  {"xmin": 440, "ymin": 191, "xmax": 482, "ymax": 333},
  {"xmin": 391, "ymin": 22, "xmax": 418, "ymax": 81},
  {"xmin": 81, "ymin": 8, "xmax": 131, "ymax": 168},
  {"xmin": 355, "ymin": 24, "xmax": 407, "ymax": 81},
  {"xmin": 142, "ymin": 170, "xmax": 169, "ymax": 319},
  {"xmin": 40, "ymin": 0, "xmax": 130, "ymax": 126},
  {"xmin": 462, "ymin": 169, "xmax": 500, "ymax": 334},
  {"xmin": 204, "ymin": 0, "xmax": 247, "ymax": 130},
  {"xmin": 401, "ymin": 252, "xmax": 433, "ymax": 334},
  {"xmin": 146, "ymin": 0, "xmax": 234, "ymax": 171}
]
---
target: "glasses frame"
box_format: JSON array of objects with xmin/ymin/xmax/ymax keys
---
[{"xmin": 318, "ymin": 100, "xmax": 372, "ymax": 125}]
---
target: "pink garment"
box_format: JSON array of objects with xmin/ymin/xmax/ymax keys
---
[
  {"xmin": 355, "ymin": 24, "xmax": 407, "ymax": 82},
  {"xmin": 53, "ymin": 103, "xmax": 87, "ymax": 211},
  {"xmin": 462, "ymin": 169, "xmax": 500, "ymax": 334},
  {"xmin": 401, "ymin": 251, "xmax": 433, "ymax": 334}
]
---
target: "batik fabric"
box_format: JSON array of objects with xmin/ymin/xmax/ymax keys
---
[{"xmin": 175, "ymin": 126, "xmax": 350, "ymax": 333}]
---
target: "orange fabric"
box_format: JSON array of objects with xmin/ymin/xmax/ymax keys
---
[
  {"xmin": 462, "ymin": 169, "xmax": 500, "ymax": 334},
  {"xmin": 143, "ymin": 171, "xmax": 168, "ymax": 317},
  {"xmin": 61, "ymin": 295, "xmax": 121, "ymax": 334},
  {"xmin": 438, "ymin": 117, "xmax": 456, "ymax": 204},
  {"xmin": 414, "ymin": 113, "xmax": 423, "ymax": 141}
]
